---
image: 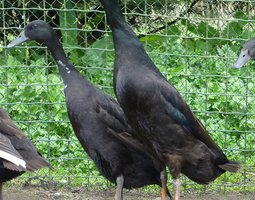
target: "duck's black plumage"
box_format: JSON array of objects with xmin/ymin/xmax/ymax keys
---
[
  {"xmin": 98, "ymin": 0, "xmax": 240, "ymax": 199},
  {"xmin": 7, "ymin": 20, "xmax": 172, "ymax": 200},
  {"xmin": 0, "ymin": 108, "xmax": 52, "ymax": 200}
]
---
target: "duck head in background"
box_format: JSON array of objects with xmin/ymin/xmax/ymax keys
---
[{"xmin": 232, "ymin": 39, "xmax": 255, "ymax": 69}]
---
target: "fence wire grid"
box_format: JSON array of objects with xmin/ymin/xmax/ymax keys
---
[{"xmin": 0, "ymin": 0, "xmax": 255, "ymax": 193}]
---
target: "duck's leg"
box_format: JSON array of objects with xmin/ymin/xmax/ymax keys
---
[
  {"xmin": 166, "ymin": 155, "xmax": 182, "ymax": 200},
  {"xmin": 160, "ymin": 170, "xmax": 170, "ymax": 200},
  {"xmin": 160, "ymin": 170, "xmax": 167, "ymax": 200},
  {"xmin": 114, "ymin": 175, "xmax": 124, "ymax": 200},
  {"xmin": 0, "ymin": 183, "xmax": 3, "ymax": 200},
  {"xmin": 173, "ymin": 178, "xmax": 181, "ymax": 200}
]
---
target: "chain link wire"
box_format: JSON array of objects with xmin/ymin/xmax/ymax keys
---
[{"xmin": 0, "ymin": 0, "xmax": 255, "ymax": 193}]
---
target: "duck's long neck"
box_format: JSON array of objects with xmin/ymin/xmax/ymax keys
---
[
  {"xmin": 47, "ymin": 36, "xmax": 79, "ymax": 84},
  {"xmin": 99, "ymin": 0, "xmax": 140, "ymax": 48},
  {"xmin": 98, "ymin": 0, "xmax": 123, "ymax": 29}
]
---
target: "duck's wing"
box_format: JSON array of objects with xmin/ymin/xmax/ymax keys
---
[
  {"xmin": 0, "ymin": 133, "xmax": 26, "ymax": 171},
  {"xmin": 96, "ymin": 95, "xmax": 133, "ymax": 134},
  {"xmin": 159, "ymin": 79, "xmax": 221, "ymax": 150},
  {"xmin": 97, "ymin": 95, "xmax": 159, "ymax": 163}
]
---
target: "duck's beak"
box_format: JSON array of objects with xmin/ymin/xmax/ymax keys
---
[
  {"xmin": 232, "ymin": 49, "xmax": 251, "ymax": 69},
  {"xmin": 7, "ymin": 31, "xmax": 29, "ymax": 49}
]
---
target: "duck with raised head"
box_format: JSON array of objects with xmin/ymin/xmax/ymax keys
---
[
  {"xmin": 232, "ymin": 38, "xmax": 255, "ymax": 69},
  {"xmin": 97, "ymin": 0, "xmax": 240, "ymax": 199},
  {"xmin": 7, "ymin": 20, "xmax": 172, "ymax": 200},
  {"xmin": 0, "ymin": 108, "xmax": 52, "ymax": 200}
]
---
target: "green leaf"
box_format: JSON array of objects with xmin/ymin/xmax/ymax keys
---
[
  {"xmin": 222, "ymin": 11, "xmax": 248, "ymax": 39},
  {"xmin": 82, "ymin": 35, "xmax": 113, "ymax": 67},
  {"xmin": 59, "ymin": 0, "xmax": 78, "ymax": 47},
  {"xmin": 197, "ymin": 22, "xmax": 218, "ymax": 38},
  {"xmin": 181, "ymin": 19, "xmax": 197, "ymax": 34}
]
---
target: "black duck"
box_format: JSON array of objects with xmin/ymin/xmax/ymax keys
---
[
  {"xmin": 97, "ymin": 1, "xmax": 240, "ymax": 199},
  {"xmin": 0, "ymin": 108, "xmax": 52, "ymax": 200},
  {"xmin": 7, "ymin": 20, "xmax": 172, "ymax": 200}
]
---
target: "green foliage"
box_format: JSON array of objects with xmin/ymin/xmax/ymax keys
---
[
  {"xmin": 59, "ymin": 0, "xmax": 78, "ymax": 47},
  {"xmin": 1, "ymin": 1, "xmax": 255, "ymax": 192}
]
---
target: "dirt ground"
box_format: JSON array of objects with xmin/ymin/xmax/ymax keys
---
[{"xmin": 2, "ymin": 186, "xmax": 255, "ymax": 200}]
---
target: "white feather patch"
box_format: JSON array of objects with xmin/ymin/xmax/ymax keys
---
[
  {"xmin": 57, "ymin": 60, "xmax": 66, "ymax": 67},
  {"xmin": 0, "ymin": 150, "xmax": 26, "ymax": 169}
]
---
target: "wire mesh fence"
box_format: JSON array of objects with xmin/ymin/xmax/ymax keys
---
[{"xmin": 1, "ymin": 0, "xmax": 255, "ymax": 193}]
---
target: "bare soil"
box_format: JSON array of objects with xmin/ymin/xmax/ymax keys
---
[{"xmin": 3, "ymin": 186, "xmax": 255, "ymax": 200}]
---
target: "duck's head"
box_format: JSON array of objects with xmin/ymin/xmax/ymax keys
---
[
  {"xmin": 7, "ymin": 20, "xmax": 54, "ymax": 48},
  {"xmin": 232, "ymin": 39, "xmax": 255, "ymax": 69}
]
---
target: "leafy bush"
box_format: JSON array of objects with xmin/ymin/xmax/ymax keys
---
[{"xmin": 1, "ymin": 1, "xmax": 255, "ymax": 192}]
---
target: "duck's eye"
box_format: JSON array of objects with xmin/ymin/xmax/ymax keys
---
[
  {"xmin": 242, "ymin": 49, "xmax": 249, "ymax": 57},
  {"xmin": 31, "ymin": 24, "xmax": 38, "ymax": 30}
]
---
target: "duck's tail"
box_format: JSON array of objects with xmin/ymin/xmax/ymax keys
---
[{"xmin": 218, "ymin": 160, "xmax": 240, "ymax": 173}]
